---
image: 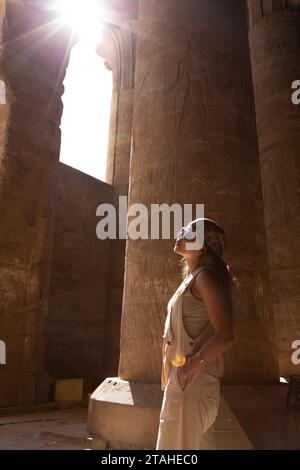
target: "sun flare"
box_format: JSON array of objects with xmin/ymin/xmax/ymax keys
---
[{"xmin": 60, "ymin": 0, "xmax": 104, "ymax": 43}]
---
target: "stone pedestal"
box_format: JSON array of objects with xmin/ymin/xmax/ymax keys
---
[
  {"xmin": 87, "ymin": 379, "xmax": 162, "ymax": 450},
  {"xmin": 87, "ymin": 379, "xmax": 253, "ymax": 450},
  {"xmin": 88, "ymin": 381, "xmax": 300, "ymax": 450}
]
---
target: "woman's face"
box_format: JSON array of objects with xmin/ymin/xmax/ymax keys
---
[{"xmin": 174, "ymin": 224, "xmax": 201, "ymax": 258}]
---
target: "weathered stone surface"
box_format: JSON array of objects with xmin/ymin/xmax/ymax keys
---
[
  {"xmin": 248, "ymin": 7, "xmax": 300, "ymax": 376},
  {"xmin": 247, "ymin": 0, "xmax": 300, "ymax": 27},
  {"xmin": 0, "ymin": 407, "xmax": 87, "ymax": 450},
  {"xmin": 88, "ymin": 378, "xmax": 255, "ymax": 450},
  {"xmin": 0, "ymin": 0, "xmax": 73, "ymax": 406},
  {"xmin": 222, "ymin": 384, "xmax": 300, "ymax": 450},
  {"xmin": 97, "ymin": 19, "xmax": 136, "ymax": 380},
  {"xmin": 45, "ymin": 163, "xmax": 113, "ymax": 396},
  {"xmin": 1, "ymin": 0, "xmax": 299, "ymax": 452},
  {"xmin": 119, "ymin": 0, "xmax": 279, "ymax": 385},
  {"xmin": 0, "ymin": 0, "xmax": 135, "ymax": 409}
]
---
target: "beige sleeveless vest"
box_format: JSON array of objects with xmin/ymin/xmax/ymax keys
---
[
  {"xmin": 160, "ymin": 267, "xmax": 224, "ymax": 391},
  {"xmin": 182, "ymin": 283, "xmax": 210, "ymax": 338}
]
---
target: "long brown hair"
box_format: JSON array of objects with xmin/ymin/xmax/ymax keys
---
[{"xmin": 179, "ymin": 243, "xmax": 236, "ymax": 323}]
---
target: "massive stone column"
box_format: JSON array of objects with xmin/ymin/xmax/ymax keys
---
[
  {"xmin": 89, "ymin": 0, "xmax": 279, "ymax": 450},
  {"xmin": 0, "ymin": 0, "xmax": 73, "ymax": 406},
  {"xmin": 96, "ymin": 0, "xmax": 138, "ymax": 380},
  {"xmin": 119, "ymin": 0, "xmax": 279, "ymax": 385},
  {"xmin": 247, "ymin": 0, "xmax": 300, "ymax": 376}
]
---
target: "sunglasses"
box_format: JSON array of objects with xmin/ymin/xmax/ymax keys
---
[{"xmin": 176, "ymin": 225, "xmax": 197, "ymax": 241}]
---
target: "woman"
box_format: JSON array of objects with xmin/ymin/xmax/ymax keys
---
[{"xmin": 155, "ymin": 217, "xmax": 235, "ymax": 450}]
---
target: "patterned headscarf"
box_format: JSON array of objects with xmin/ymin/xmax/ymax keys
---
[{"xmin": 188, "ymin": 218, "xmax": 228, "ymax": 257}]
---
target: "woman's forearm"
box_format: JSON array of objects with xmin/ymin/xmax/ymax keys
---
[
  {"xmin": 182, "ymin": 332, "xmax": 233, "ymax": 378},
  {"xmin": 189, "ymin": 323, "xmax": 215, "ymax": 357}
]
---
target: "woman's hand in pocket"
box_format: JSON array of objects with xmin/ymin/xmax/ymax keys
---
[{"xmin": 177, "ymin": 366, "xmax": 190, "ymax": 391}]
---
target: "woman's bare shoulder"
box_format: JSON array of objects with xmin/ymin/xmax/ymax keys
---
[{"xmin": 193, "ymin": 268, "xmax": 221, "ymax": 295}]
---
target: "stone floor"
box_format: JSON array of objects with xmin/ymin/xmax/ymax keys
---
[
  {"xmin": 0, "ymin": 406, "xmax": 87, "ymax": 450},
  {"xmin": 0, "ymin": 397, "xmax": 252, "ymax": 450}
]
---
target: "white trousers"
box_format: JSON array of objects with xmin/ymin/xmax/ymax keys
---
[{"xmin": 156, "ymin": 366, "xmax": 220, "ymax": 450}]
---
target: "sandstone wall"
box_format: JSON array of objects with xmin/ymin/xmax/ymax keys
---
[
  {"xmin": 45, "ymin": 163, "xmax": 113, "ymax": 397},
  {"xmin": 0, "ymin": 0, "xmax": 73, "ymax": 406}
]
